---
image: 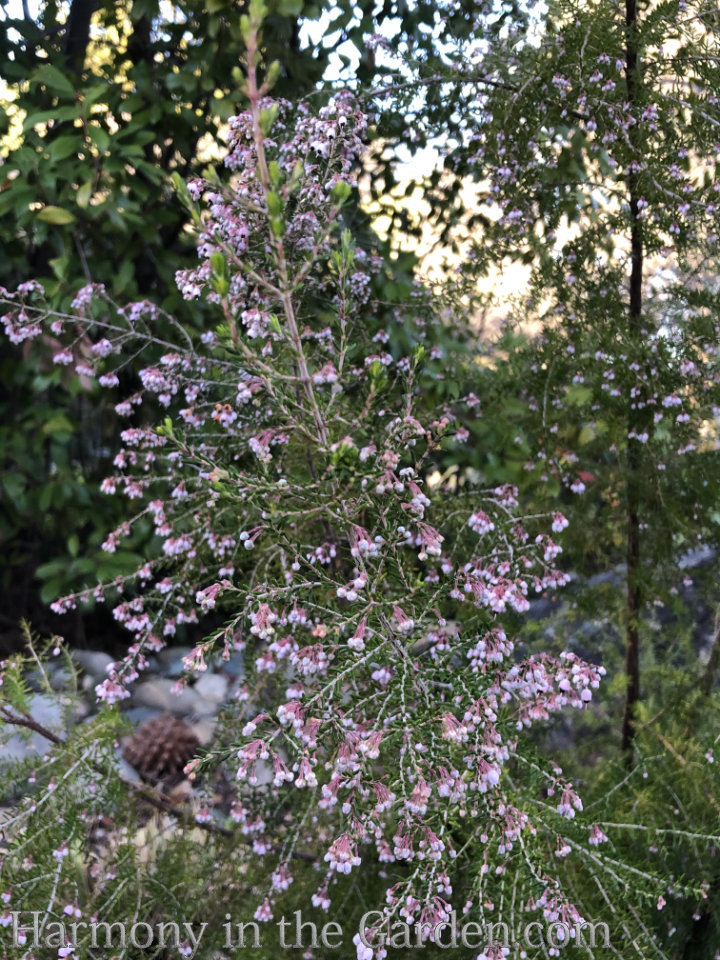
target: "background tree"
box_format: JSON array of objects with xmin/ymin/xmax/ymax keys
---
[
  {"xmin": 375, "ymin": 0, "xmax": 720, "ymax": 945},
  {"xmin": 374, "ymin": 0, "xmax": 720, "ymax": 744},
  {"xmin": 0, "ymin": 0, "xmax": 330, "ymax": 646}
]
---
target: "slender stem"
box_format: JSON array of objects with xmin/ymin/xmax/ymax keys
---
[
  {"xmin": 620, "ymin": 0, "xmax": 644, "ymax": 759},
  {"xmin": 245, "ymin": 29, "xmax": 329, "ymax": 450},
  {"xmin": 365, "ymin": 73, "xmax": 591, "ymax": 122}
]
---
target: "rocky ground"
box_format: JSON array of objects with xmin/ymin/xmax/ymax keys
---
[{"xmin": 2, "ymin": 645, "xmax": 244, "ymax": 780}]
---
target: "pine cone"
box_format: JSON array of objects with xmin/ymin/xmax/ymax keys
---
[{"xmin": 122, "ymin": 714, "xmax": 200, "ymax": 784}]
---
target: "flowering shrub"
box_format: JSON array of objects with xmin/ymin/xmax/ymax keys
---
[{"xmin": 4, "ymin": 3, "xmax": 718, "ymax": 956}]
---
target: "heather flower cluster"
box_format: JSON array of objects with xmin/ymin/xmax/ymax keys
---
[{"xmin": 0, "ymin": 5, "xmax": 618, "ymax": 950}]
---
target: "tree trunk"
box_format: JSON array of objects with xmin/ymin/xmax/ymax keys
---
[
  {"xmin": 620, "ymin": 0, "xmax": 644, "ymax": 757},
  {"xmin": 63, "ymin": 0, "xmax": 97, "ymax": 73}
]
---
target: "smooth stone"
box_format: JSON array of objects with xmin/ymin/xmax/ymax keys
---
[
  {"xmin": 121, "ymin": 706, "xmax": 165, "ymax": 727},
  {"xmin": 194, "ymin": 698, "xmax": 221, "ymax": 718},
  {"xmin": 31, "ymin": 692, "xmax": 66, "ymax": 731},
  {"xmin": 191, "ymin": 717, "xmax": 217, "ymax": 746},
  {"xmin": 131, "ymin": 678, "xmax": 205, "ymax": 716},
  {"xmin": 112, "ymin": 749, "xmax": 141, "ymax": 782},
  {"xmin": 24, "ymin": 668, "xmax": 49, "ymax": 692},
  {"xmin": 1, "ymin": 694, "xmax": 66, "ymax": 762},
  {"xmin": 72, "ymin": 699, "xmax": 91, "ymax": 721},
  {"xmin": 118, "ymin": 757, "xmax": 141, "ymax": 782},
  {"xmin": 162, "ymin": 658, "xmax": 187, "ymax": 679},
  {"xmin": 220, "ymin": 650, "xmax": 245, "ymax": 675},
  {"xmin": 194, "ymin": 673, "xmax": 228, "ymax": 703},
  {"xmin": 50, "ymin": 667, "xmax": 75, "ymax": 692},
  {"xmin": 72, "ymin": 650, "xmax": 115, "ymax": 679},
  {"xmin": 156, "ymin": 646, "xmax": 194, "ymax": 665}
]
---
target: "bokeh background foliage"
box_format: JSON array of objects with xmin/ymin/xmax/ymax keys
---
[{"xmin": 0, "ymin": 0, "xmax": 329, "ymax": 644}]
